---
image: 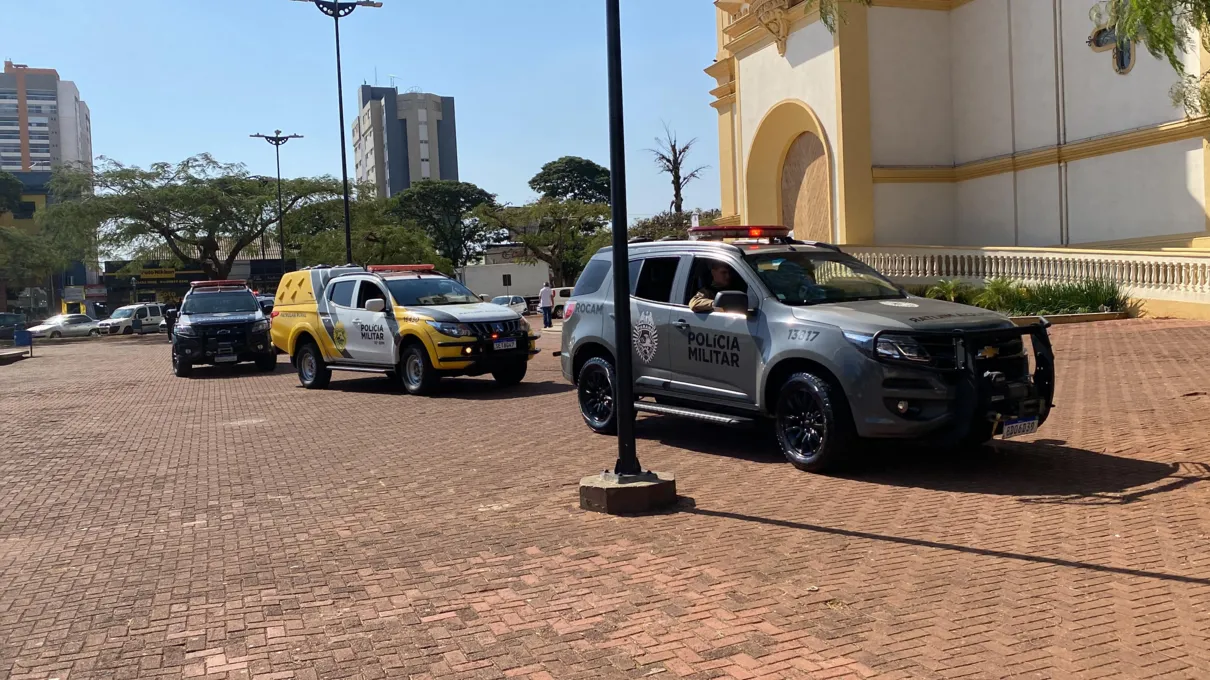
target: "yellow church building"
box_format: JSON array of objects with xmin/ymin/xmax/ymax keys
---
[{"xmin": 709, "ymin": 0, "xmax": 1210, "ymax": 250}]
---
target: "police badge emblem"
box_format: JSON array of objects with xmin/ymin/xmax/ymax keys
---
[
  {"xmin": 632, "ymin": 311, "xmax": 658, "ymax": 364},
  {"xmin": 333, "ymin": 322, "xmax": 348, "ymax": 352}
]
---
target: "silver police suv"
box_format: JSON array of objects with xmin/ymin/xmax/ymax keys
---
[{"xmin": 559, "ymin": 226, "xmax": 1055, "ymax": 472}]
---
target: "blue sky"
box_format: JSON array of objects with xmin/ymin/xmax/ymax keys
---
[{"xmin": 5, "ymin": 0, "xmax": 722, "ymax": 221}]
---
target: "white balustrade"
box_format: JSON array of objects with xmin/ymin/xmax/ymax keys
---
[{"xmin": 844, "ymin": 245, "xmax": 1210, "ymax": 304}]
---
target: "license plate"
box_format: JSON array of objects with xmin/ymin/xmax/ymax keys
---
[
  {"xmin": 1001, "ymin": 417, "xmax": 1039, "ymax": 439},
  {"xmin": 493, "ymin": 338, "xmax": 517, "ymax": 351},
  {"xmin": 216, "ymin": 354, "xmax": 237, "ymax": 363}
]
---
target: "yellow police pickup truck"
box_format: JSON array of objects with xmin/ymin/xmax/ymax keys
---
[{"xmin": 271, "ymin": 264, "xmax": 539, "ymax": 394}]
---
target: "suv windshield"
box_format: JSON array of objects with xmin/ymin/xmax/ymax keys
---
[
  {"xmin": 744, "ymin": 251, "xmax": 905, "ymax": 305},
  {"xmin": 182, "ymin": 291, "xmax": 260, "ymax": 314},
  {"xmin": 386, "ymin": 278, "xmax": 479, "ymax": 306},
  {"xmin": 111, "ymin": 307, "xmax": 135, "ymax": 319}
]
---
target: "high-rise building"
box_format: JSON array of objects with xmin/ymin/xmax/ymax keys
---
[
  {"xmin": 353, "ymin": 86, "xmax": 458, "ymax": 197},
  {"xmin": 0, "ymin": 61, "xmax": 92, "ymax": 174}
]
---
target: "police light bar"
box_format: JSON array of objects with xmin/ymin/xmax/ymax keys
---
[
  {"xmin": 190, "ymin": 280, "xmax": 249, "ymax": 288},
  {"xmin": 688, "ymin": 225, "xmax": 790, "ymax": 242},
  {"xmin": 367, "ymin": 264, "xmax": 436, "ymax": 273}
]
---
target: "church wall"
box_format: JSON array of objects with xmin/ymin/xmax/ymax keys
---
[
  {"xmin": 951, "ymin": 0, "xmax": 1013, "ymax": 165},
  {"xmin": 1060, "ymin": 0, "xmax": 1194, "ymax": 142},
  {"xmin": 1015, "ymin": 165, "xmax": 1063, "ymax": 247},
  {"xmin": 1008, "ymin": 0, "xmax": 1060, "ymax": 151},
  {"xmin": 955, "ymin": 173, "xmax": 1017, "ymax": 246},
  {"xmin": 1066, "ymin": 138, "xmax": 1205, "ymax": 244},
  {"xmin": 867, "ymin": 7, "xmax": 952, "ymax": 166},
  {"xmin": 873, "ymin": 183, "xmax": 955, "ymax": 245},
  {"xmin": 737, "ymin": 21, "xmax": 838, "ymax": 227}
]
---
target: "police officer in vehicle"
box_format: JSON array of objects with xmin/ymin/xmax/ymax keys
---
[{"xmin": 689, "ymin": 262, "xmax": 737, "ymax": 313}]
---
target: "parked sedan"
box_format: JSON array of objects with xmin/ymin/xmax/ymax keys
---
[
  {"xmin": 27, "ymin": 314, "xmax": 101, "ymax": 339},
  {"xmin": 490, "ymin": 295, "xmax": 529, "ymax": 315}
]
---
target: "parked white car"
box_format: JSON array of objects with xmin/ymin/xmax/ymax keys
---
[
  {"xmin": 490, "ymin": 295, "xmax": 529, "ymax": 315},
  {"xmin": 97, "ymin": 303, "xmax": 165, "ymax": 335},
  {"xmin": 27, "ymin": 314, "xmax": 101, "ymax": 339},
  {"xmin": 551, "ymin": 287, "xmax": 573, "ymax": 318}
]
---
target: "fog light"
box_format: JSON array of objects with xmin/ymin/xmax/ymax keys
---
[
  {"xmin": 896, "ymin": 400, "xmax": 910, "ymax": 414},
  {"xmin": 463, "ymin": 346, "xmax": 473, "ymax": 355}
]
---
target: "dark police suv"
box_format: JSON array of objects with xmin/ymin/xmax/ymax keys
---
[{"xmin": 171, "ymin": 280, "xmax": 276, "ymax": 377}]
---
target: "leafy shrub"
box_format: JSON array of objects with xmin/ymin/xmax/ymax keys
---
[
  {"xmin": 924, "ymin": 279, "xmax": 973, "ymax": 304},
  {"xmin": 909, "ymin": 278, "xmax": 1127, "ymax": 316}
]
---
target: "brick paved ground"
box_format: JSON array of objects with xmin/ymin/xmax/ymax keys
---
[{"xmin": 1, "ymin": 319, "xmax": 1209, "ymax": 680}]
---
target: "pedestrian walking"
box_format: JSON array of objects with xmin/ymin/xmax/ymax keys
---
[{"xmin": 539, "ymin": 282, "xmax": 555, "ymax": 329}]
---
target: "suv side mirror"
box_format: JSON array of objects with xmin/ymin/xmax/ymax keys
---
[
  {"xmin": 479, "ymin": 294, "xmax": 490, "ymax": 302},
  {"xmin": 714, "ymin": 290, "xmax": 752, "ymax": 315},
  {"xmin": 365, "ymin": 298, "xmax": 386, "ymax": 313}
]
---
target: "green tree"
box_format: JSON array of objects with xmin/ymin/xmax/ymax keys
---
[
  {"xmin": 0, "ymin": 171, "xmax": 21, "ymax": 214},
  {"xmin": 478, "ymin": 199, "xmax": 610, "ymax": 287},
  {"xmin": 1090, "ymin": 1, "xmax": 1210, "ymax": 114},
  {"xmin": 293, "ymin": 194, "xmax": 449, "ymax": 272},
  {"xmin": 389, "ymin": 180, "xmax": 496, "ymax": 269},
  {"xmin": 648, "ymin": 124, "xmax": 708, "ymax": 215},
  {"xmin": 630, "ymin": 208, "xmax": 722, "ymax": 241},
  {"xmin": 528, "ymin": 156, "xmax": 612, "ymax": 204},
  {"xmin": 41, "ymin": 155, "xmax": 335, "ymax": 279}
]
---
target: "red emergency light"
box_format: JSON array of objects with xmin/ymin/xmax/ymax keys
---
[
  {"xmin": 687, "ymin": 225, "xmax": 790, "ymax": 242},
  {"xmin": 367, "ymin": 264, "xmax": 436, "ymax": 273},
  {"xmin": 190, "ymin": 280, "xmax": 249, "ymax": 289}
]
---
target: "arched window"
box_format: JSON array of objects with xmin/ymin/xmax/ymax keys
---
[{"xmin": 1088, "ymin": 26, "xmax": 1135, "ymax": 75}]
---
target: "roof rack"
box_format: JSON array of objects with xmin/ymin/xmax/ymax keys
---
[
  {"xmin": 628, "ymin": 237, "xmax": 652, "ymax": 244},
  {"xmin": 367, "ymin": 264, "xmax": 437, "ymax": 273},
  {"xmin": 190, "ymin": 280, "xmax": 249, "ymax": 289}
]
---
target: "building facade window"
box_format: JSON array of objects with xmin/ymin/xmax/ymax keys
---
[{"xmin": 1088, "ymin": 25, "xmax": 1135, "ymax": 75}]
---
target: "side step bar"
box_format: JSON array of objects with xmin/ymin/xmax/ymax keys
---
[
  {"xmin": 330, "ymin": 365, "xmax": 391, "ymax": 374},
  {"xmin": 633, "ymin": 401, "xmax": 754, "ymax": 426}
]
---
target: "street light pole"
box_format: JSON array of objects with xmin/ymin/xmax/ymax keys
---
[
  {"xmin": 251, "ymin": 130, "xmax": 303, "ymax": 274},
  {"xmin": 292, "ymin": 0, "xmax": 382, "ymax": 265},
  {"xmin": 605, "ymin": 0, "xmax": 639, "ymax": 476}
]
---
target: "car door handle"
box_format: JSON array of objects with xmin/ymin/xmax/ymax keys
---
[{"xmin": 672, "ymin": 320, "xmax": 690, "ymax": 329}]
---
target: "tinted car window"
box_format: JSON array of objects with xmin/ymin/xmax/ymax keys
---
[
  {"xmin": 182, "ymin": 291, "xmax": 261, "ymax": 314},
  {"xmin": 329, "ymin": 280, "xmax": 356, "ymax": 307},
  {"xmin": 384, "ymin": 278, "xmax": 479, "ymax": 306},
  {"xmin": 573, "ymin": 258, "xmax": 611, "ymax": 297},
  {"xmin": 136, "ymin": 307, "xmax": 148, "ymax": 319},
  {"xmin": 356, "ymin": 281, "xmax": 389, "ymax": 309},
  {"xmin": 630, "ymin": 257, "xmax": 680, "ymax": 303}
]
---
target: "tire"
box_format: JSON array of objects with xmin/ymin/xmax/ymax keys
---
[
  {"xmin": 295, "ymin": 343, "xmax": 331, "ymax": 389},
  {"xmin": 774, "ymin": 372, "xmax": 855, "ymax": 473},
  {"xmin": 89, "ymin": 329, "xmax": 100, "ymax": 337},
  {"xmin": 577, "ymin": 357, "xmax": 618, "ymax": 435},
  {"xmin": 491, "ymin": 361, "xmax": 528, "ymax": 387},
  {"xmin": 954, "ymin": 419, "xmax": 996, "ymax": 450},
  {"xmin": 121, "ymin": 326, "xmax": 133, "ymax": 335},
  {"xmin": 49, "ymin": 331, "xmax": 61, "ymax": 339},
  {"xmin": 554, "ymin": 306, "xmax": 564, "ymax": 319},
  {"xmin": 399, "ymin": 344, "xmax": 440, "ymax": 396},
  {"xmin": 172, "ymin": 348, "xmax": 192, "ymax": 378},
  {"xmin": 255, "ymin": 354, "xmax": 277, "ymax": 372}
]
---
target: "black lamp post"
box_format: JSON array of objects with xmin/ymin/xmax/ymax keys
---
[
  {"xmin": 250, "ymin": 130, "xmax": 303, "ymax": 274},
  {"xmin": 605, "ymin": 0, "xmax": 639, "ymax": 476},
  {"xmin": 291, "ymin": 0, "xmax": 382, "ymax": 265}
]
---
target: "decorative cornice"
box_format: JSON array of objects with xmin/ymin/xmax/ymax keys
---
[
  {"xmin": 713, "ymin": 214, "xmax": 743, "ymax": 227},
  {"xmin": 710, "ymin": 93, "xmax": 737, "ymax": 110},
  {"xmin": 721, "ymin": 1, "xmax": 820, "ymax": 56},
  {"xmin": 751, "ymin": 0, "xmax": 793, "ymax": 56},
  {"xmin": 872, "ymin": 117, "xmax": 1210, "ymax": 183}
]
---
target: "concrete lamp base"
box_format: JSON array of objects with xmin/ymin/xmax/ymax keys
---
[{"xmin": 579, "ymin": 471, "xmax": 677, "ymax": 514}]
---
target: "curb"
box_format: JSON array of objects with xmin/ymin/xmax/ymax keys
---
[{"xmin": 1010, "ymin": 312, "xmax": 1128, "ymax": 326}]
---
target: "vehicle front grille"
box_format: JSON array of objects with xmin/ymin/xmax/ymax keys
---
[
  {"xmin": 897, "ymin": 330, "xmax": 1029, "ymax": 377},
  {"xmin": 468, "ymin": 319, "xmax": 522, "ymax": 337}
]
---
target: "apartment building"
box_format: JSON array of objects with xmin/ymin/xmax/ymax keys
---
[
  {"xmin": 353, "ymin": 86, "xmax": 458, "ymax": 197},
  {"xmin": 0, "ymin": 60, "xmax": 92, "ymax": 173}
]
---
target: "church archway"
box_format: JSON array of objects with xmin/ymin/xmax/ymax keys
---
[{"xmin": 744, "ymin": 99, "xmax": 833, "ymax": 240}]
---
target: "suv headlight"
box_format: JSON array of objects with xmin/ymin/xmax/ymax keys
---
[
  {"xmin": 518, "ymin": 317, "xmax": 531, "ymax": 333},
  {"xmin": 426, "ymin": 321, "xmax": 473, "ymax": 337},
  {"xmin": 174, "ymin": 324, "xmax": 196, "ymax": 337},
  {"xmin": 251, "ymin": 320, "xmax": 270, "ymax": 333},
  {"xmin": 843, "ymin": 332, "xmax": 930, "ymax": 363}
]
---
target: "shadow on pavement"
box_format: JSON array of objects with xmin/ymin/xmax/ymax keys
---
[
  {"xmin": 318, "ymin": 376, "xmax": 574, "ymax": 399},
  {"xmin": 682, "ymin": 503, "xmax": 1210, "ymax": 587},
  {"xmin": 634, "ymin": 416, "xmax": 784, "ymax": 465},
  {"xmin": 843, "ymin": 438, "xmax": 1195, "ymax": 504},
  {"xmin": 182, "ymin": 362, "xmax": 294, "ymax": 379}
]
